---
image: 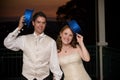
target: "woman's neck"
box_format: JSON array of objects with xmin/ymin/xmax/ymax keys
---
[{"xmin": 62, "ymin": 44, "xmax": 72, "ymax": 53}]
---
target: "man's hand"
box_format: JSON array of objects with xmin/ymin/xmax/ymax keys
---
[{"xmin": 18, "ymin": 15, "xmax": 24, "ymax": 30}]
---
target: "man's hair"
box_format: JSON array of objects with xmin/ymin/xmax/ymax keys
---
[{"xmin": 32, "ymin": 11, "xmax": 47, "ymax": 21}]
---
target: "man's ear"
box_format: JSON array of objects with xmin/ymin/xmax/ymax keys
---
[{"xmin": 32, "ymin": 21, "xmax": 34, "ymax": 26}]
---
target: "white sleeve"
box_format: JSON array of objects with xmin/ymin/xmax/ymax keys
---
[
  {"xmin": 49, "ymin": 40, "xmax": 63, "ymax": 80},
  {"xmin": 4, "ymin": 28, "xmax": 23, "ymax": 51}
]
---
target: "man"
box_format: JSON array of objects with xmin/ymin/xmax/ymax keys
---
[{"xmin": 4, "ymin": 11, "xmax": 63, "ymax": 80}]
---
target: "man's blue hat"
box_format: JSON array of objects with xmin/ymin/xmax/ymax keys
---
[
  {"xmin": 68, "ymin": 20, "xmax": 81, "ymax": 34},
  {"xmin": 24, "ymin": 9, "xmax": 34, "ymax": 27}
]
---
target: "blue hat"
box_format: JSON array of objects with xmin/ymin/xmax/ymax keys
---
[
  {"xmin": 68, "ymin": 20, "xmax": 81, "ymax": 34},
  {"xmin": 24, "ymin": 9, "xmax": 34, "ymax": 27}
]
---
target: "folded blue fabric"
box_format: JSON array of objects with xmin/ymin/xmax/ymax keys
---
[
  {"xmin": 68, "ymin": 20, "xmax": 81, "ymax": 34},
  {"xmin": 24, "ymin": 9, "xmax": 34, "ymax": 27}
]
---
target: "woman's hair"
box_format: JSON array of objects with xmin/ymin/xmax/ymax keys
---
[{"xmin": 56, "ymin": 25, "xmax": 78, "ymax": 52}]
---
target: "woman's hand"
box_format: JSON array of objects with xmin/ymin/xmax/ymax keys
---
[{"xmin": 76, "ymin": 33, "xmax": 83, "ymax": 45}]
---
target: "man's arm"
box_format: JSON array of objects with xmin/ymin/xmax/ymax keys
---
[{"xmin": 49, "ymin": 40, "xmax": 63, "ymax": 80}]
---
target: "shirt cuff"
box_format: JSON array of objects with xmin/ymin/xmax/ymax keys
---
[
  {"xmin": 10, "ymin": 28, "xmax": 20, "ymax": 37},
  {"xmin": 54, "ymin": 74, "xmax": 62, "ymax": 80},
  {"xmin": 13, "ymin": 28, "xmax": 21, "ymax": 33}
]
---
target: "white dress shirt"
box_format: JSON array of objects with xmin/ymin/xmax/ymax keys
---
[{"xmin": 4, "ymin": 28, "xmax": 63, "ymax": 80}]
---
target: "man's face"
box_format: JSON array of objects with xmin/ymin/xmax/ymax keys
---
[{"xmin": 32, "ymin": 16, "xmax": 46, "ymax": 35}]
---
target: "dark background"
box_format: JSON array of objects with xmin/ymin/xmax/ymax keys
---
[{"xmin": 105, "ymin": 0, "xmax": 120, "ymax": 49}]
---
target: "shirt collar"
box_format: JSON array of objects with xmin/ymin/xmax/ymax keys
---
[{"xmin": 33, "ymin": 32, "xmax": 45, "ymax": 39}]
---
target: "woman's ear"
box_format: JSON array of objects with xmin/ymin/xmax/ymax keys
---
[{"xmin": 60, "ymin": 32, "xmax": 62, "ymax": 37}]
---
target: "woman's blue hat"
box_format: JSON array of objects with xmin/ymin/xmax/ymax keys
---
[
  {"xmin": 24, "ymin": 9, "xmax": 34, "ymax": 27},
  {"xmin": 68, "ymin": 20, "xmax": 81, "ymax": 34}
]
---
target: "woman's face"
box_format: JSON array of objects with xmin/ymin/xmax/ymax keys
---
[
  {"xmin": 32, "ymin": 16, "xmax": 46, "ymax": 35},
  {"xmin": 60, "ymin": 28, "xmax": 73, "ymax": 45}
]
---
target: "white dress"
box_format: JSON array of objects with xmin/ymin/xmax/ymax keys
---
[{"xmin": 59, "ymin": 52, "xmax": 91, "ymax": 80}]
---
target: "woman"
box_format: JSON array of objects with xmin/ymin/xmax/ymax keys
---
[{"xmin": 56, "ymin": 23, "xmax": 91, "ymax": 80}]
